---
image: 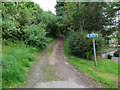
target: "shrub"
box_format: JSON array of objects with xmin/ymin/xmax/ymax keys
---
[
  {"xmin": 23, "ymin": 22, "xmax": 48, "ymax": 48},
  {"xmin": 65, "ymin": 30, "xmax": 104, "ymax": 60},
  {"xmin": 2, "ymin": 2, "xmax": 56, "ymax": 43},
  {"xmin": 2, "ymin": 16, "xmax": 21, "ymax": 40},
  {"xmin": 41, "ymin": 11, "xmax": 58, "ymax": 37}
]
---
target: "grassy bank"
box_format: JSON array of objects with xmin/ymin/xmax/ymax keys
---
[
  {"xmin": 64, "ymin": 40, "xmax": 118, "ymax": 88},
  {"xmin": 2, "ymin": 38, "xmax": 54, "ymax": 88},
  {"xmin": 2, "ymin": 41, "xmax": 39, "ymax": 88}
]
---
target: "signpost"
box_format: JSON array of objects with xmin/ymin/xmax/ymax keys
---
[{"xmin": 87, "ymin": 33, "xmax": 98, "ymax": 66}]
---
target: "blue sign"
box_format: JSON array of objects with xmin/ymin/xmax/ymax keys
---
[{"xmin": 87, "ymin": 34, "xmax": 98, "ymax": 38}]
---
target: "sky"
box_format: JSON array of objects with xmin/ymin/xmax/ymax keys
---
[{"xmin": 32, "ymin": 0, "xmax": 57, "ymax": 14}]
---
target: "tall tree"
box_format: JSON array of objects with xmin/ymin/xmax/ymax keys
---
[
  {"xmin": 61, "ymin": 2, "xmax": 118, "ymax": 37},
  {"xmin": 55, "ymin": 2, "xmax": 65, "ymax": 16}
]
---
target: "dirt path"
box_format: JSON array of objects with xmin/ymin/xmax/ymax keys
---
[{"xmin": 19, "ymin": 36, "xmax": 98, "ymax": 88}]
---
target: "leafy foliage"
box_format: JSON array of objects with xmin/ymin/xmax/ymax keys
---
[
  {"xmin": 41, "ymin": 11, "xmax": 59, "ymax": 37},
  {"xmin": 2, "ymin": 2, "xmax": 58, "ymax": 48},
  {"xmin": 55, "ymin": 2, "xmax": 65, "ymax": 16},
  {"xmin": 23, "ymin": 22, "xmax": 47, "ymax": 48},
  {"xmin": 65, "ymin": 30, "xmax": 105, "ymax": 60},
  {"xmin": 56, "ymin": 2, "xmax": 119, "ymax": 38}
]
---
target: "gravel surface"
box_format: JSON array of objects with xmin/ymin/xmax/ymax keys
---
[{"xmin": 19, "ymin": 36, "xmax": 100, "ymax": 88}]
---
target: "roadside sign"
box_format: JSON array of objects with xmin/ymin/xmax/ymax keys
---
[
  {"xmin": 93, "ymin": 38, "xmax": 97, "ymax": 66},
  {"xmin": 87, "ymin": 34, "xmax": 98, "ymax": 38},
  {"xmin": 87, "ymin": 33, "xmax": 98, "ymax": 66}
]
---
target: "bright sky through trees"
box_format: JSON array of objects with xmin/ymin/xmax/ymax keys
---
[{"xmin": 33, "ymin": 0, "xmax": 57, "ymax": 14}]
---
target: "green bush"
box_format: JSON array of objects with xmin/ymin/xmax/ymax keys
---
[
  {"xmin": 2, "ymin": 16, "xmax": 21, "ymax": 40},
  {"xmin": 2, "ymin": 2, "xmax": 57, "ymax": 44},
  {"xmin": 23, "ymin": 22, "xmax": 48, "ymax": 48},
  {"xmin": 65, "ymin": 30, "xmax": 104, "ymax": 60},
  {"xmin": 42, "ymin": 11, "xmax": 59, "ymax": 37}
]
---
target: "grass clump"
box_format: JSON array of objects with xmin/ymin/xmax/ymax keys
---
[
  {"xmin": 46, "ymin": 48, "xmax": 52, "ymax": 58},
  {"xmin": 2, "ymin": 41, "xmax": 39, "ymax": 88},
  {"xmin": 43, "ymin": 65, "xmax": 56, "ymax": 81}
]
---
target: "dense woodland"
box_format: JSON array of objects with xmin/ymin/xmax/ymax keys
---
[{"xmin": 1, "ymin": 1, "xmax": 120, "ymax": 88}]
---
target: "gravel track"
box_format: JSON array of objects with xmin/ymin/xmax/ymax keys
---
[{"xmin": 19, "ymin": 36, "xmax": 99, "ymax": 88}]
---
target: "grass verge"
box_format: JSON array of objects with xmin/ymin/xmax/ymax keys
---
[
  {"xmin": 64, "ymin": 39, "xmax": 118, "ymax": 88},
  {"xmin": 2, "ymin": 41, "xmax": 40, "ymax": 88},
  {"xmin": 2, "ymin": 37, "xmax": 54, "ymax": 88}
]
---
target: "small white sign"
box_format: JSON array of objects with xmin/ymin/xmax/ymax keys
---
[
  {"xmin": 87, "ymin": 33, "xmax": 98, "ymax": 66},
  {"xmin": 87, "ymin": 34, "xmax": 98, "ymax": 38}
]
